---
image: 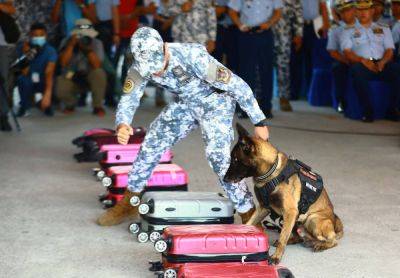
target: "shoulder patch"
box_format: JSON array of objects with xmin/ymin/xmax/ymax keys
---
[
  {"xmin": 207, "ymin": 61, "xmax": 231, "ymax": 84},
  {"xmin": 123, "ymin": 69, "xmax": 144, "ymax": 94}
]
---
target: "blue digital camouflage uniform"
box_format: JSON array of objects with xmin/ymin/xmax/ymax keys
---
[
  {"xmin": 166, "ymin": 0, "xmax": 217, "ymax": 45},
  {"xmin": 116, "ymin": 28, "xmax": 266, "ymax": 213}
]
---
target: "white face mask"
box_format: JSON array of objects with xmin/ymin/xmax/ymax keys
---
[{"xmin": 31, "ymin": 36, "xmax": 46, "ymax": 47}]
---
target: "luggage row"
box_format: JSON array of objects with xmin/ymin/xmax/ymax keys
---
[{"xmin": 71, "ymin": 128, "xmax": 294, "ymax": 278}]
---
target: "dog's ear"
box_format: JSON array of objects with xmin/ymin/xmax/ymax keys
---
[{"xmin": 236, "ymin": 123, "xmax": 250, "ymax": 139}]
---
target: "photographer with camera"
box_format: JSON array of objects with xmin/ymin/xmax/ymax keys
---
[
  {"xmin": 14, "ymin": 23, "xmax": 57, "ymax": 117},
  {"xmin": 57, "ymin": 18, "xmax": 106, "ymax": 116}
]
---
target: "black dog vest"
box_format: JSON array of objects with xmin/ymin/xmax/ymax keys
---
[{"xmin": 254, "ymin": 159, "xmax": 324, "ymax": 215}]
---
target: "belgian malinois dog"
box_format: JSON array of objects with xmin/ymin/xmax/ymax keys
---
[{"xmin": 224, "ymin": 124, "xmax": 343, "ymax": 264}]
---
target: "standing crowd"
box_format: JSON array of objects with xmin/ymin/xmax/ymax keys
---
[{"xmin": 0, "ymin": 0, "xmax": 399, "ymax": 131}]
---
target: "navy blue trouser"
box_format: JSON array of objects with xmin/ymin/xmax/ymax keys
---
[
  {"xmin": 350, "ymin": 62, "xmax": 400, "ymax": 115},
  {"xmin": 290, "ymin": 22, "xmax": 316, "ymax": 99},
  {"xmin": 332, "ymin": 62, "xmax": 349, "ymax": 105},
  {"xmin": 237, "ymin": 29, "xmax": 274, "ymax": 112},
  {"xmin": 214, "ymin": 25, "xmax": 239, "ymax": 73},
  {"xmin": 17, "ymin": 75, "xmax": 44, "ymax": 110}
]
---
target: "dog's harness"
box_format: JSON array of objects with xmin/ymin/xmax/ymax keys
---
[{"xmin": 254, "ymin": 158, "xmax": 324, "ymax": 215}]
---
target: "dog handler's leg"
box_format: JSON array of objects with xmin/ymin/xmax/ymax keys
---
[
  {"xmin": 97, "ymin": 102, "xmax": 198, "ymax": 226},
  {"xmin": 199, "ymin": 108, "xmax": 255, "ymax": 217}
]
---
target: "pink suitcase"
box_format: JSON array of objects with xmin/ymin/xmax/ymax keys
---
[
  {"xmin": 99, "ymin": 144, "xmax": 173, "ymax": 166},
  {"xmin": 83, "ymin": 128, "xmax": 114, "ymax": 136},
  {"xmin": 100, "ymin": 164, "xmax": 188, "ymax": 208},
  {"xmin": 171, "ymin": 262, "xmax": 294, "ymax": 278},
  {"xmin": 72, "ymin": 127, "xmax": 146, "ymax": 148},
  {"xmin": 151, "ymin": 224, "xmax": 270, "ymax": 272}
]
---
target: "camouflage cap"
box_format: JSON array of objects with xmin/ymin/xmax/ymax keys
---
[
  {"xmin": 130, "ymin": 27, "xmax": 164, "ymax": 78},
  {"xmin": 356, "ymin": 0, "xmax": 373, "ymax": 9},
  {"xmin": 335, "ymin": 0, "xmax": 355, "ymax": 11}
]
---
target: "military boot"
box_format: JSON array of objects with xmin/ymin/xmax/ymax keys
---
[
  {"xmin": 279, "ymin": 97, "xmax": 293, "ymax": 112},
  {"xmin": 97, "ymin": 191, "xmax": 141, "ymax": 226}
]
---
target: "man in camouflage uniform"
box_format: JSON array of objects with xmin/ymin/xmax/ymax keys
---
[
  {"xmin": 166, "ymin": 0, "xmax": 217, "ymax": 52},
  {"xmin": 272, "ymin": 0, "xmax": 303, "ymax": 111},
  {"xmin": 97, "ymin": 27, "xmax": 270, "ymax": 226}
]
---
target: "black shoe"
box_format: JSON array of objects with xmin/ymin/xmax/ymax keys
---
[
  {"xmin": 16, "ymin": 107, "xmax": 30, "ymax": 117},
  {"xmin": 263, "ymin": 110, "xmax": 274, "ymax": 119},
  {"xmin": 386, "ymin": 110, "xmax": 399, "ymax": 122},
  {"xmin": 337, "ymin": 102, "xmax": 345, "ymax": 114},
  {"xmin": 44, "ymin": 107, "xmax": 54, "ymax": 117},
  {"xmin": 0, "ymin": 116, "xmax": 12, "ymax": 132},
  {"xmin": 361, "ymin": 115, "xmax": 374, "ymax": 123}
]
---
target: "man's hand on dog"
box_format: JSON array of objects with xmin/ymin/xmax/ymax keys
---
[
  {"xmin": 254, "ymin": 126, "xmax": 269, "ymax": 141},
  {"xmin": 117, "ymin": 124, "xmax": 134, "ymax": 145}
]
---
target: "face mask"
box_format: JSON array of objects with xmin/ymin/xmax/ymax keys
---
[{"xmin": 31, "ymin": 36, "xmax": 46, "ymax": 47}]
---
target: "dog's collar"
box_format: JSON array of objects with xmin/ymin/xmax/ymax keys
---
[{"xmin": 255, "ymin": 154, "xmax": 279, "ymax": 182}]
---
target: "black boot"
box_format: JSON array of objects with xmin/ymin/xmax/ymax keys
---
[{"xmin": 0, "ymin": 115, "xmax": 12, "ymax": 132}]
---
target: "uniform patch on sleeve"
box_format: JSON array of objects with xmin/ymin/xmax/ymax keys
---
[
  {"xmin": 207, "ymin": 62, "xmax": 231, "ymax": 84},
  {"xmin": 123, "ymin": 69, "xmax": 144, "ymax": 94},
  {"xmin": 123, "ymin": 79, "xmax": 134, "ymax": 93}
]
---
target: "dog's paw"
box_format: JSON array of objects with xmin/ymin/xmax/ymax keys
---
[{"xmin": 270, "ymin": 252, "xmax": 282, "ymax": 265}]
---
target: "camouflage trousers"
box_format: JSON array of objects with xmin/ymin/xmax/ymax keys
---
[
  {"xmin": 127, "ymin": 93, "xmax": 254, "ymax": 213},
  {"xmin": 273, "ymin": 19, "xmax": 294, "ymax": 99}
]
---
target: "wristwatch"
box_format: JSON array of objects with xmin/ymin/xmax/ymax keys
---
[{"xmin": 254, "ymin": 119, "xmax": 268, "ymax": 127}]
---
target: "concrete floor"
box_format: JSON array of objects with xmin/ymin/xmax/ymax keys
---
[{"xmin": 1, "ymin": 97, "xmax": 399, "ymax": 278}]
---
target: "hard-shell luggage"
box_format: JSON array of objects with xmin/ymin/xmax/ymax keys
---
[
  {"xmin": 101, "ymin": 164, "xmax": 187, "ymax": 189},
  {"xmin": 72, "ymin": 127, "xmax": 146, "ymax": 148},
  {"xmin": 72, "ymin": 127, "xmax": 146, "ymax": 162},
  {"xmin": 160, "ymin": 262, "xmax": 294, "ymax": 278},
  {"xmin": 99, "ymin": 164, "xmax": 189, "ymax": 208},
  {"xmin": 129, "ymin": 192, "xmax": 234, "ymax": 243},
  {"xmin": 96, "ymin": 144, "xmax": 173, "ymax": 172},
  {"xmin": 150, "ymin": 224, "xmax": 269, "ymax": 272}
]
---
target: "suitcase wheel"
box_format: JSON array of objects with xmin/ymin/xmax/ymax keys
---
[
  {"xmin": 149, "ymin": 231, "xmax": 161, "ymax": 243},
  {"xmin": 278, "ymin": 268, "xmax": 295, "ymax": 278},
  {"xmin": 148, "ymin": 261, "xmax": 163, "ymax": 272},
  {"xmin": 96, "ymin": 170, "xmax": 106, "ymax": 181},
  {"xmin": 130, "ymin": 195, "xmax": 141, "ymax": 207},
  {"xmin": 137, "ymin": 232, "xmax": 149, "ymax": 243},
  {"xmin": 154, "ymin": 239, "xmax": 168, "ymax": 253},
  {"xmin": 102, "ymin": 177, "xmax": 112, "ymax": 187},
  {"xmin": 102, "ymin": 199, "xmax": 115, "ymax": 209},
  {"xmin": 163, "ymin": 268, "xmax": 177, "ymax": 278},
  {"xmin": 129, "ymin": 223, "xmax": 140, "ymax": 234},
  {"xmin": 138, "ymin": 203, "xmax": 150, "ymax": 215},
  {"xmin": 98, "ymin": 193, "xmax": 108, "ymax": 202}
]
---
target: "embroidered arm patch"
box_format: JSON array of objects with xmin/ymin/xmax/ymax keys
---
[
  {"xmin": 123, "ymin": 69, "xmax": 144, "ymax": 94},
  {"xmin": 207, "ymin": 61, "xmax": 232, "ymax": 84}
]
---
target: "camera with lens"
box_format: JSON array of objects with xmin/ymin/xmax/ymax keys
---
[
  {"xmin": 78, "ymin": 35, "xmax": 92, "ymax": 47},
  {"xmin": 10, "ymin": 45, "xmax": 41, "ymax": 72}
]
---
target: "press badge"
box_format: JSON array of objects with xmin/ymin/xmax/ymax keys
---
[{"xmin": 31, "ymin": 72, "xmax": 40, "ymax": 83}]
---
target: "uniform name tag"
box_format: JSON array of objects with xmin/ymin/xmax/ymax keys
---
[
  {"xmin": 172, "ymin": 66, "xmax": 191, "ymax": 85},
  {"xmin": 373, "ymin": 28, "xmax": 384, "ymax": 34}
]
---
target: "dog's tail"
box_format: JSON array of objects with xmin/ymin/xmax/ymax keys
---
[{"xmin": 334, "ymin": 214, "xmax": 344, "ymax": 240}]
